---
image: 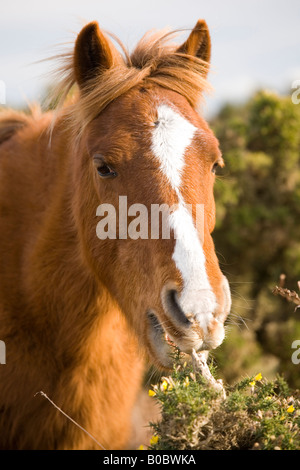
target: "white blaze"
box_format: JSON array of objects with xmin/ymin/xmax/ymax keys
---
[
  {"xmin": 151, "ymin": 104, "xmax": 195, "ymax": 189},
  {"xmin": 151, "ymin": 104, "xmax": 217, "ymax": 328}
]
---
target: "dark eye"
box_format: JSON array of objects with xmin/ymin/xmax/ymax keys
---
[
  {"xmin": 93, "ymin": 154, "xmax": 117, "ymax": 178},
  {"xmin": 97, "ymin": 164, "xmax": 117, "ymax": 178},
  {"xmin": 212, "ymin": 162, "xmax": 220, "ymax": 174}
]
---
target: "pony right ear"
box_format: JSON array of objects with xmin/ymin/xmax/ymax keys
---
[
  {"xmin": 74, "ymin": 22, "xmax": 122, "ymax": 88},
  {"xmin": 177, "ymin": 20, "xmax": 211, "ymax": 66}
]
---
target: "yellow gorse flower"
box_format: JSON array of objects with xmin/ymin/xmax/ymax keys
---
[
  {"xmin": 250, "ymin": 373, "xmax": 263, "ymax": 387},
  {"xmin": 161, "ymin": 380, "xmax": 168, "ymax": 391},
  {"xmin": 287, "ymin": 405, "xmax": 295, "ymax": 413},
  {"xmin": 183, "ymin": 377, "xmax": 190, "ymax": 387},
  {"xmin": 148, "ymin": 389, "xmax": 156, "ymax": 397},
  {"xmin": 150, "ymin": 435, "xmax": 159, "ymax": 445}
]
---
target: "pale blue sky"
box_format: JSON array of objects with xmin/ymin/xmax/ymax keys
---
[{"xmin": 1, "ymin": 0, "xmax": 300, "ymax": 117}]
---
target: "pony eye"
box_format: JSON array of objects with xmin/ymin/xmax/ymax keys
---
[
  {"xmin": 97, "ymin": 164, "xmax": 117, "ymax": 178},
  {"xmin": 93, "ymin": 154, "xmax": 117, "ymax": 178},
  {"xmin": 212, "ymin": 162, "xmax": 220, "ymax": 174}
]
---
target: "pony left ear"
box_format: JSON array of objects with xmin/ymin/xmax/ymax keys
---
[
  {"xmin": 74, "ymin": 21, "xmax": 122, "ymax": 88},
  {"xmin": 177, "ymin": 20, "xmax": 211, "ymax": 65}
]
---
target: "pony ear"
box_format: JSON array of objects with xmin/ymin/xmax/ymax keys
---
[
  {"xmin": 177, "ymin": 20, "xmax": 211, "ymax": 65},
  {"xmin": 74, "ymin": 21, "xmax": 121, "ymax": 87}
]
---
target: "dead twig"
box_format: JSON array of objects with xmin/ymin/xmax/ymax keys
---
[
  {"xmin": 272, "ymin": 285, "xmax": 300, "ymax": 310},
  {"xmin": 34, "ymin": 391, "xmax": 106, "ymax": 450},
  {"xmin": 191, "ymin": 350, "xmax": 226, "ymax": 399}
]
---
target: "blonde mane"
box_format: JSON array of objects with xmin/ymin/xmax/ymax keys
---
[{"xmin": 48, "ymin": 28, "xmax": 211, "ymax": 137}]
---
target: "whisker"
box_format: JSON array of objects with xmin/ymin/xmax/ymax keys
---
[{"xmin": 227, "ymin": 311, "xmax": 251, "ymax": 330}]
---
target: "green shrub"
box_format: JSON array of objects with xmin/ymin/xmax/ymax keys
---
[{"xmin": 148, "ymin": 354, "xmax": 300, "ymax": 450}]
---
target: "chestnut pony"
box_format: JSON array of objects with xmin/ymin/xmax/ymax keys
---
[{"xmin": 0, "ymin": 20, "xmax": 231, "ymax": 449}]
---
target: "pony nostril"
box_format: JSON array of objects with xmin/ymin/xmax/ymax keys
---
[{"xmin": 163, "ymin": 289, "xmax": 192, "ymax": 327}]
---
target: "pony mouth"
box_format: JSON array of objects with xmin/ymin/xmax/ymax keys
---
[
  {"xmin": 146, "ymin": 288, "xmax": 227, "ymax": 369},
  {"xmin": 146, "ymin": 310, "xmax": 220, "ymax": 370}
]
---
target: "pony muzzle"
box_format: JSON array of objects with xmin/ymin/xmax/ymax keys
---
[{"xmin": 146, "ymin": 284, "xmax": 227, "ymax": 368}]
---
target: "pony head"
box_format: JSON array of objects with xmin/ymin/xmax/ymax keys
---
[{"xmin": 55, "ymin": 20, "xmax": 231, "ymax": 368}]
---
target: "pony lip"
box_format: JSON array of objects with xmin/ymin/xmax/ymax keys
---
[
  {"xmin": 147, "ymin": 310, "xmax": 174, "ymax": 369},
  {"xmin": 146, "ymin": 307, "xmax": 200, "ymax": 369},
  {"xmin": 146, "ymin": 307, "xmax": 204, "ymax": 368}
]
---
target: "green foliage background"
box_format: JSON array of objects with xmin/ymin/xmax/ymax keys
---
[{"xmin": 210, "ymin": 89, "xmax": 300, "ymax": 388}]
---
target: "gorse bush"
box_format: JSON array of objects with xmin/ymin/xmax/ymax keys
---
[{"xmin": 148, "ymin": 354, "xmax": 300, "ymax": 450}]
